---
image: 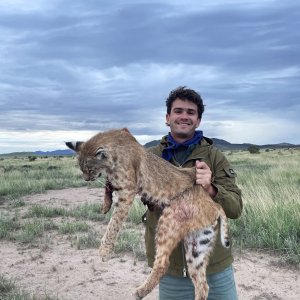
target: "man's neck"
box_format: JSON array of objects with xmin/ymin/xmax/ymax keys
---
[{"xmin": 170, "ymin": 133, "xmax": 194, "ymax": 144}]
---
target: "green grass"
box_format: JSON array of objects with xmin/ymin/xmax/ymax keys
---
[
  {"xmin": 228, "ymin": 149, "xmax": 300, "ymax": 263},
  {"xmin": 230, "ymin": 202, "xmax": 299, "ymax": 263},
  {"xmin": 0, "ymin": 204, "xmax": 101, "ymax": 246},
  {"xmin": 115, "ymin": 228, "xmax": 146, "ymax": 260},
  {"xmin": 0, "ymin": 214, "xmax": 21, "ymax": 239},
  {"xmin": 58, "ymin": 221, "xmax": 90, "ymax": 234},
  {"xmin": 15, "ymin": 218, "xmax": 57, "ymax": 245},
  {"xmin": 127, "ymin": 199, "xmax": 148, "ymax": 224},
  {"xmin": 74, "ymin": 230, "xmax": 101, "ymax": 250},
  {"xmin": 24, "ymin": 203, "xmax": 104, "ymax": 221},
  {"xmin": 0, "ymin": 150, "xmax": 299, "ymax": 264},
  {"xmin": 69, "ymin": 203, "xmax": 104, "ymax": 221},
  {"xmin": 0, "ymin": 156, "xmax": 100, "ymax": 199},
  {"xmin": 0, "ymin": 273, "xmax": 58, "ymax": 300},
  {"xmin": 25, "ymin": 205, "xmax": 68, "ymax": 218}
]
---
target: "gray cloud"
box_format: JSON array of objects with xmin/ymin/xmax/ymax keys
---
[{"xmin": 0, "ymin": 0, "xmax": 300, "ymax": 153}]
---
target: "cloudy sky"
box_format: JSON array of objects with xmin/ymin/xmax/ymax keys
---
[{"xmin": 0, "ymin": 0, "xmax": 299, "ymax": 153}]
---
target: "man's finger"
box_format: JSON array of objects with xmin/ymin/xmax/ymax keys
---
[{"xmin": 196, "ymin": 160, "xmax": 209, "ymax": 169}]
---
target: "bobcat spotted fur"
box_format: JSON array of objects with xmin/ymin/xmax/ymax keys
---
[{"xmin": 66, "ymin": 128, "xmax": 230, "ymax": 300}]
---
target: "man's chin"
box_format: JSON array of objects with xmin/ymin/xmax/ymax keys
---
[{"xmin": 174, "ymin": 131, "xmax": 193, "ymax": 139}]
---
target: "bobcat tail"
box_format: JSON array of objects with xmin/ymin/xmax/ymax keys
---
[{"xmin": 219, "ymin": 209, "xmax": 230, "ymax": 248}]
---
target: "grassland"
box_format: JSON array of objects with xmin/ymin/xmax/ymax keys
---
[
  {"xmin": 228, "ymin": 149, "xmax": 300, "ymax": 263},
  {"xmin": 1, "ymin": 150, "xmax": 299, "ymax": 261},
  {"xmin": 0, "ymin": 149, "xmax": 299, "ymax": 297},
  {"xmin": 0, "ymin": 156, "xmax": 98, "ymax": 199}
]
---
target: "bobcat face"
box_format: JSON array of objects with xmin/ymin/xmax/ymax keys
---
[
  {"xmin": 65, "ymin": 142, "xmax": 111, "ymax": 182},
  {"xmin": 79, "ymin": 157, "xmax": 103, "ymax": 181}
]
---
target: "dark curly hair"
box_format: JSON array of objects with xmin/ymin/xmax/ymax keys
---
[{"xmin": 166, "ymin": 86, "xmax": 205, "ymax": 119}]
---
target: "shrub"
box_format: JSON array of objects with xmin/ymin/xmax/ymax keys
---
[
  {"xmin": 28, "ymin": 156, "xmax": 37, "ymax": 162},
  {"xmin": 248, "ymin": 145, "xmax": 260, "ymax": 154}
]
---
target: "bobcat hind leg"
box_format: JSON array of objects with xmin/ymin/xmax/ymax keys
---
[
  {"xmin": 184, "ymin": 226, "xmax": 217, "ymax": 300},
  {"xmin": 134, "ymin": 207, "xmax": 185, "ymax": 299}
]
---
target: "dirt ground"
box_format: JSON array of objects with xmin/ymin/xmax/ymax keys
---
[{"xmin": 0, "ymin": 187, "xmax": 299, "ymax": 300}]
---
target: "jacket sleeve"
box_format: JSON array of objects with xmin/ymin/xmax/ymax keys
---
[{"xmin": 211, "ymin": 150, "xmax": 243, "ymax": 219}]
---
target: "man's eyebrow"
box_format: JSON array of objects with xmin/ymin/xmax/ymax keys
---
[{"xmin": 173, "ymin": 107, "xmax": 197, "ymax": 112}]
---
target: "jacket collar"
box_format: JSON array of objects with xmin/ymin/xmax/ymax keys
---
[
  {"xmin": 158, "ymin": 135, "xmax": 213, "ymax": 166},
  {"xmin": 160, "ymin": 135, "xmax": 213, "ymax": 147}
]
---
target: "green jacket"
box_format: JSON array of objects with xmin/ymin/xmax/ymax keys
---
[{"xmin": 144, "ymin": 135, "xmax": 243, "ymax": 276}]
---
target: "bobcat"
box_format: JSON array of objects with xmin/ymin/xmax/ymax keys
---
[{"xmin": 66, "ymin": 128, "xmax": 230, "ymax": 300}]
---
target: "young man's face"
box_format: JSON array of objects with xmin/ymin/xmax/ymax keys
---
[{"xmin": 166, "ymin": 98, "xmax": 200, "ymax": 142}]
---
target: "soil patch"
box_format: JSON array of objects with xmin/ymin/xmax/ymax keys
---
[{"xmin": 0, "ymin": 187, "xmax": 299, "ymax": 299}]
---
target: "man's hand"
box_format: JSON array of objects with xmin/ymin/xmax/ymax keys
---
[{"xmin": 195, "ymin": 160, "xmax": 217, "ymax": 198}]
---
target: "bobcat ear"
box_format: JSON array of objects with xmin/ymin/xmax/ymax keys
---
[
  {"xmin": 121, "ymin": 127, "xmax": 130, "ymax": 133},
  {"xmin": 65, "ymin": 142, "xmax": 84, "ymax": 153},
  {"xmin": 95, "ymin": 147, "xmax": 108, "ymax": 159}
]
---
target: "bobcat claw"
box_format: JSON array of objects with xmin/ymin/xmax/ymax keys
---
[
  {"xmin": 100, "ymin": 256, "xmax": 108, "ymax": 262},
  {"xmin": 99, "ymin": 244, "xmax": 111, "ymax": 261},
  {"xmin": 133, "ymin": 290, "xmax": 143, "ymax": 300}
]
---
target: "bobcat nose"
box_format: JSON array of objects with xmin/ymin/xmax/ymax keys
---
[
  {"xmin": 83, "ymin": 174, "xmax": 91, "ymax": 181},
  {"xmin": 84, "ymin": 173, "xmax": 101, "ymax": 181}
]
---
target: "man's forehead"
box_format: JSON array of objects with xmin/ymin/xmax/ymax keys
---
[{"xmin": 171, "ymin": 99, "xmax": 198, "ymax": 110}]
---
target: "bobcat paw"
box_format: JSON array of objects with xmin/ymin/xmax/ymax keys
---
[
  {"xmin": 133, "ymin": 290, "xmax": 143, "ymax": 300},
  {"xmin": 134, "ymin": 287, "xmax": 149, "ymax": 300},
  {"xmin": 98, "ymin": 245, "xmax": 110, "ymax": 261}
]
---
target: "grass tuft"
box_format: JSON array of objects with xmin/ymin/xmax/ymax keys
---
[
  {"xmin": 58, "ymin": 221, "xmax": 90, "ymax": 234},
  {"xmin": 74, "ymin": 230, "xmax": 101, "ymax": 249}
]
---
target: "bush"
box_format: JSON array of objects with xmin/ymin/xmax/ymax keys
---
[
  {"xmin": 248, "ymin": 145, "xmax": 260, "ymax": 154},
  {"xmin": 28, "ymin": 156, "xmax": 37, "ymax": 162}
]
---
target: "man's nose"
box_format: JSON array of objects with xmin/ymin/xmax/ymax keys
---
[{"xmin": 180, "ymin": 111, "xmax": 189, "ymax": 119}]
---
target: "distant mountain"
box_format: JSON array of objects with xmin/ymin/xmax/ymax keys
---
[
  {"xmin": 144, "ymin": 140, "xmax": 161, "ymax": 148},
  {"xmin": 144, "ymin": 139, "xmax": 299, "ymax": 151},
  {"xmin": 0, "ymin": 140, "xmax": 298, "ymax": 157},
  {"xmin": 0, "ymin": 149, "xmax": 74, "ymax": 157},
  {"xmin": 33, "ymin": 149, "xmax": 74, "ymax": 156}
]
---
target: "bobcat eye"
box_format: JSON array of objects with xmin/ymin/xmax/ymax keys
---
[{"xmin": 96, "ymin": 148, "xmax": 108, "ymax": 159}]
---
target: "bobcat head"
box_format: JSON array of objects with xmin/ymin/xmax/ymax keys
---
[
  {"xmin": 65, "ymin": 128, "xmax": 138, "ymax": 183},
  {"xmin": 65, "ymin": 141, "xmax": 111, "ymax": 181}
]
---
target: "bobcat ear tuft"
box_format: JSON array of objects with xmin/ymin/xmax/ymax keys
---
[
  {"xmin": 95, "ymin": 147, "xmax": 108, "ymax": 159},
  {"xmin": 65, "ymin": 141, "xmax": 83, "ymax": 153}
]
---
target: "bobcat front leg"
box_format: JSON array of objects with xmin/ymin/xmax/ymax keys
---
[{"xmin": 99, "ymin": 192, "xmax": 135, "ymax": 260}]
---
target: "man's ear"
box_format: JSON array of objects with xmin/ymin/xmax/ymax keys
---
[
  {"xmin": 65, "ymin": 141, "xmax": 84, "ymax": 153},
  {"xmin": 165, "ymin": 114, "xmax": 170, "ymax": 126},
  {"xmin": 95, "ymin": 147, "xmax": 108, "ymax": 159}
]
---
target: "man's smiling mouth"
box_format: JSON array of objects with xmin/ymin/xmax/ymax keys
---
[{"xmin": 177, "ymin": 122, "xmax": 191, "ymax": 126}]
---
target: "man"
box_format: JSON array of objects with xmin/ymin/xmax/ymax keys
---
[{"xmin": 144, "ymin": 86, "xmax": 242, "ymax": 299}]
